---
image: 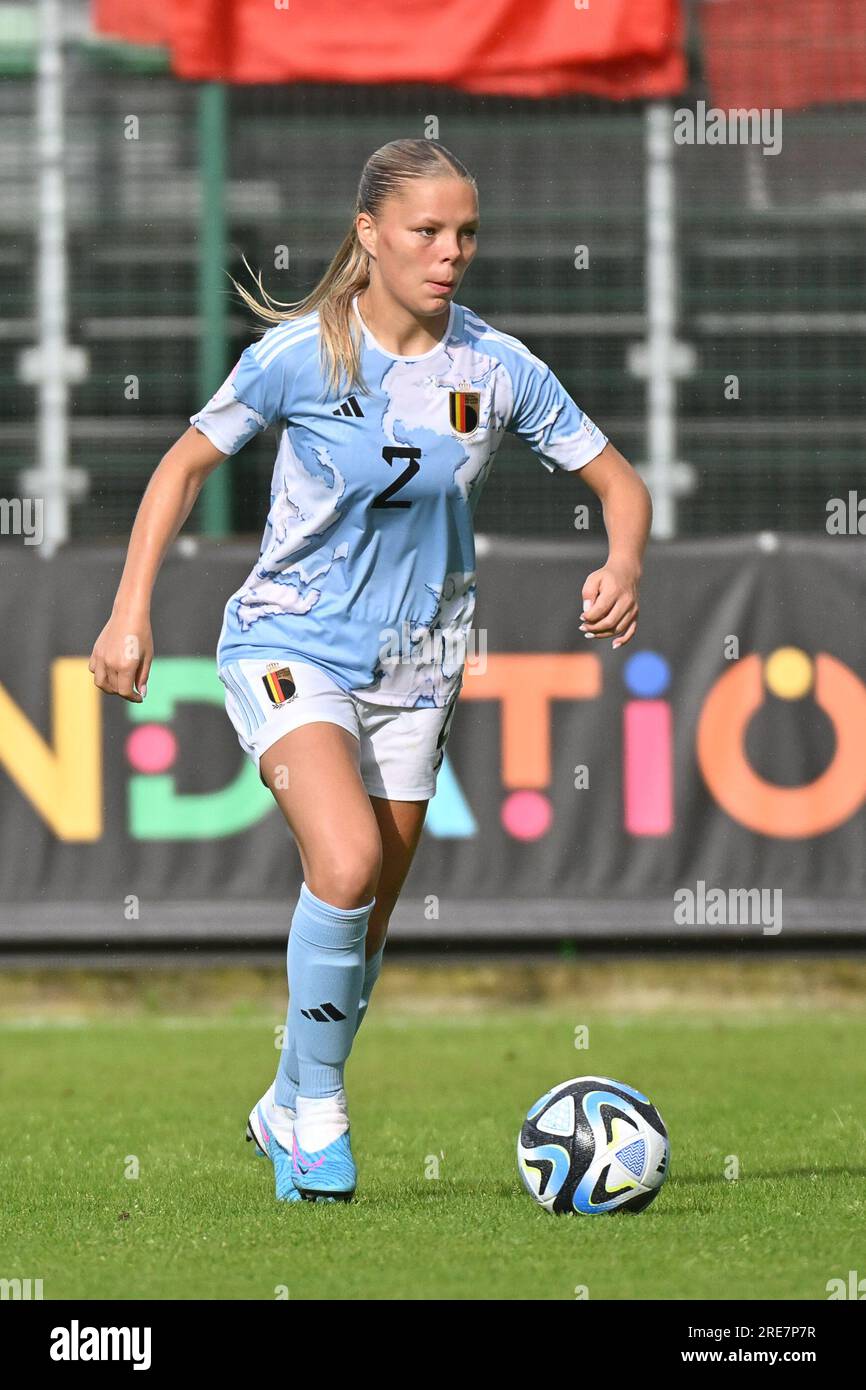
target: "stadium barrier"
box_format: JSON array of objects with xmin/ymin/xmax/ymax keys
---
[{"xmin": 1, "ymin": 533, "xmax": 864, "ymax": 944}]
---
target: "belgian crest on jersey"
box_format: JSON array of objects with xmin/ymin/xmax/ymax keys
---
[
  {"xmin": 262, "ymin": 663, "xmax": 296, "ymax": 707},
  {"xmin": 448, "ymin": 381, "xmax": 480, "ymax": 437}
]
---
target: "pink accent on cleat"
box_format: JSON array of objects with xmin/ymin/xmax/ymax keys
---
[{"xmin": 292, "ymin": 1133, "xmax": 326, "ymax": 1173}]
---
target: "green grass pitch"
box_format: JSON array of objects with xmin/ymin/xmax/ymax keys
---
[{"xmin": 1, "ymin": 963, "xmax": 864, "ymax": 1300}]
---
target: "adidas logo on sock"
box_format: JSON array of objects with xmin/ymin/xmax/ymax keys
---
[
  {"xmin": 301, "ymin": 1001, "xmax": 348, "ymax": 1022},
  {"xmin": 332, "ymin": 395, "xmax": 364, "ymax": 418}
]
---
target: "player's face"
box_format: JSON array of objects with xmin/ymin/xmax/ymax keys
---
[{"xmin": 364, "ymin": 178, "xmax": 480, "ymax": 316}]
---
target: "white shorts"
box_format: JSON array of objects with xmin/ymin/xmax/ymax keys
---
[{"xmin": 218, "ymin": 655, "xmax": 461, "ymax": 801}]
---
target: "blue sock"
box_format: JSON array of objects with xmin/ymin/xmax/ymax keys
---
[
  {"xmin": 275, "ymin": 939, "xmax": 385, "ymax": 1110},
  {"xmin": 282, "ymin": 882, "xmax": 373, "ymax": 1101},
  {"xmin": 356, "ymin": 943, "xmax": 386, "ymax": 1031}
]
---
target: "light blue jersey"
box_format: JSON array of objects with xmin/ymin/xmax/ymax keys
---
[{"xmin": 190, "ymin": 295, "xmax": 608, "ymax": 707}]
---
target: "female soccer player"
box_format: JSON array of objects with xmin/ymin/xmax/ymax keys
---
[{"xmin": 89, "ymin": 138, "xmax": 651, "ymax": 1204}]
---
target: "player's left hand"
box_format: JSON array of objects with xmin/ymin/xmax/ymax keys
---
[{"xmin": 580, "ymin": 562, "xmax": 640, "ymax": 650}]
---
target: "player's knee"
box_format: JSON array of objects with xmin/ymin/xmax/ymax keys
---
[{"xmin": 308, "ymin": 844, "xmax": 382, "ymax": 910}]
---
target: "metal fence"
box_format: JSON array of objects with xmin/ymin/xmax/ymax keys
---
[{"xmin": 1, "ymin": 1, "xmax": 864, "ymax": 544}]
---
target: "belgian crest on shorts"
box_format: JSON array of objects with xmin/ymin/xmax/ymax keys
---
[
  {"xmin": 448, "ymin": 380, "xmax": 480, "ymax": 437},
  {"xmin": 262, "ymin": 663, "xmax": 296, "ymax": 707}
]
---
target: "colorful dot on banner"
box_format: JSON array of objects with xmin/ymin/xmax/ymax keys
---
[
  {"xmin": 765, "ymin": 647, "xmax": 813, "ymax": 700},
  {"xmin": 501, "ymin": 790, "xmax": 553, "ymax": 840},
  {"xmin": 125, "ymin": 724, "xmax": 178, "ymax": 774},
  {"xmin": 623, "ymin": 650, "xmax": 671, "ymax": 698}
]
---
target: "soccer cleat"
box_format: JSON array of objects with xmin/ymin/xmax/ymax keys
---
[
  {"xmin": 271, "ymin": 1134, "xmax": 302, "ymax": 1202},
  {"xmin": 246, "ymin": 1094, "xmax": 277, "ymax": 1158},
  {"xmin": 245, "ymin": 1089, "xmax": 301, "ymax": 1203},
  {"xmin": 292, "ymin": 1128, "xmax": 357, "ymax": 1202}
]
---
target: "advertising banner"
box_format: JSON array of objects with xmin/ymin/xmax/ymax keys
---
[{"xmin": 1, "ymin": 536, "xmax": 864, "ymax": 942}]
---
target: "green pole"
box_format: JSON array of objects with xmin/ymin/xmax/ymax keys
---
[{"xmin": 197, "ymin": 81, "xmax": 230, "ymax": 537}]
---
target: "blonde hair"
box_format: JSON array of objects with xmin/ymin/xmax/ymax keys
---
[{"xmin": 228, "ymin": 138, "xmax": 477, "ymax": 400}]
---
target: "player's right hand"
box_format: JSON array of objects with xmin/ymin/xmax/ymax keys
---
[{"xmin": 89, "ymin": 610, "xmax": 153, "ymax": 702}]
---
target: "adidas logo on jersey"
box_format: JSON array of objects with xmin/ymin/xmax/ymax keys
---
[{"xmin": 332, "ymin": 395, "xmax": 364, "ymax": 418}]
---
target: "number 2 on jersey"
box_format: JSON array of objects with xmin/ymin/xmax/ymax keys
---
[{"xmin": 371, "ymin": 446, "xmax": 421, "ymax": 509}]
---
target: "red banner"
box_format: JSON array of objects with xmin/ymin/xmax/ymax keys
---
[
  {"xmin": 700, "ymin": 0, "xmax": 866, "ymax": 110},
  {"xmin": 92, "ymin": 0, "xmax": 170, "ymax": 46},
  {"xmin": 92, "ymin": 0, "xmax": 685, "ymax": 98}
]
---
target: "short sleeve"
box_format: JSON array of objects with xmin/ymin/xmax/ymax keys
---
[
  {"xmin": 506, "ymin": 356, "xmax": 608, "ymax": 474},
  {"xmin": 189, "ymin": 336, "xmax": 289, "ymax": 456}
]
